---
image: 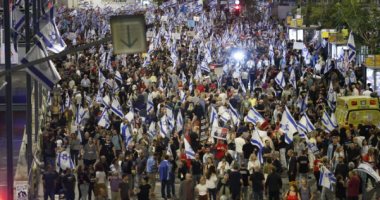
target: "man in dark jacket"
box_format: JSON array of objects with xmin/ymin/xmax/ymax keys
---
[
  {"xmin": 265, "ymin": 167, "xmax": 282, "ymax": 200},
  {"xmin": 287, "ymin": 149, "xmax": 297, "ymax": 182},
  {"xmin": 179, "ymin": 173, "xmax": 195, "ymax": 200}
]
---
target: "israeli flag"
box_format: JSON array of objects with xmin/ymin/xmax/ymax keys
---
[
  {"xmin": 245, "ymin": 108, "xmax": 265, "ymax": 125},
  {"xmin": 176, "ymin": 111, "xmax": 184, "ymax": 133},
  {"xmin": 37, "ymin": 7, "xmax": 66, "ymax": 53},
  {"xmin": 98, "ymin": 108, "xmax": 110, "ymax": 129},
  {"xmin": 166, "ymin": 106, "xmax": 175, "ymax": 131},
  {"xmin": 147, "ymin": 93, "xmax": 154, "ymax": 113},
  {"xmin": 297, "ymin": 93, "xmax": 308, "ymax": 114},
  {"xmin": 210, "ymin": 106, "xmax": 219, "ymax": 127},
  {"xmin": 179, "ymin": 90, "xmax": 186, "ymax": 103},
  {"xmin": 56, "ymin": 150, "xmax": 75, "ymax": 170},
  {"xmin": 22, "ymin": 40, "xmax": 61, "ymax": 90},
  {"xmin": 220, "ymin": 111, "xmax": 231, "ymax": 123},
  {"xmin": 121, "ymin": 123, "xmax": 133, "ymax": 147},
  {"xmin": 356, "ymin": 162, "xmax": 380, "ymax": 182},
  {"xmin": 347, "ymin": 32, "xmax": 356, "ymax": 62},
  {"xmin": 319, "ymin": 166, "xmax": 336, "ymax": 191},
  {"xmin": 110, "ymin": 97, "xmax": 124, "ymax": 119},
  {"xmin": 289, "ymin": 68, "xmax": 297, "ymax": 89},
  {"xmin": 321, "ymin": 110, "xmax": 338, "ymax": 133},
  {"xmin": 115, "ymin": 70, "xmax": 123, "ymax": 83},
  {"xmin": 269, "ymin": 44, "xmax": 275, "ymax": 65},
  {"xmin": 239, "ymin": 77, "xmax": 247, "ymax": 94},
  {"xmin": 159, "ymin": 116, "xmax": 169, "ymax": 138},
  {"xmin": 200, "ymin": 61, "xmax": 210, "ymax": 73},
  {"xmin": 101, "ymin": 95, "xmax": 111, "ymax": 108},
  {"xmin": 229, "ymin": 103, "xmax": 240, "ymax": 126},
  {"xmin": 327, "ymin": 81, "xmax": 337, "ymax": 111},
  {"xmin": 75, "ymin": 105, "xmax": 87, "ymax": 125},
  {"xmin": 280, "ymin": 106, "xmax": 298, "ymax": 144},
  {"xmin": 297, "ymin": 114, "xmax": 316, "ymax": 134},
  {"xmin": 275, "ymin": 71, "xmax": 285, "ymax": 89},
  {"xmin": 184, "ymin": 138, "xmax": 196, "ymax": 159},
  {"xmin": 250, "ymin": 129, "xmax": 264, "ymax": 164},
  {"xmin": 148, "ymin": 122, "xmax": 156, "ymax": 138}
]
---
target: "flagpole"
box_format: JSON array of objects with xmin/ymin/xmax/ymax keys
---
[
  {"xmin": 3, "ymin": 0, "xmax": 14, "ymax": 199},
  {"xmin": 25, "ymin": 0, "xmax": 34, "ymax": 173}
]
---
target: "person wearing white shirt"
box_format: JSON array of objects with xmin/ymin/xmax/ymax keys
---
[
  {"xmin": 362, "ymin": 88, "xmax": 373, "ymax": 96},
  {"xmin": 234, "ymin": 136, "xmax": 246, "ymax": 165},
  {"xmin": 247, "ymin": 153, "xmax": 261, "ymax": 174},
  {"xmin": 195, "ymin": 176, "xmax": 209, "ymax": 200},
  {"xmin": 205, "ymin": 166, "xmax": 218, "ymax": 200},
  {"xmin": 217, "ymin": 159, "xmax": 230, "ymax": 177},
  {"xmin": 80, "ymin": 74, "xmax": 91, "ymax": 92}
]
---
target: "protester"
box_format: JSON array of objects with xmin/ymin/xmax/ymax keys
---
[{"xmin": 28, "ymin": 0, "xmax": 380, "ymax": 199}]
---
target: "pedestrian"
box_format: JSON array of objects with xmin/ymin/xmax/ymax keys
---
[
  {"xmin": 251, "ymin": 165, "xmax": 265, "ymax": 200},
  {"xmin": 217, "ymin": 174, "xmax": 231, "ymax": 200},
  {"xmin": 206, "ymin": 165, "xmax": 218, "ymax": 200},
  {"xmin": 265, "ymin": 167, "xmax": 282, "ymax": 200},
  {"xmin": 62, "ymin": 169, "xmax": 76, "ymax": 200},
  {"xmin": 283, "ymin": 184, "xmax": 301, "ymax": 200},
  {"xmin": 77, "ymin": 165, "xmax": 90, "ymax": 200},
  {"xmin": 42, "ymin": 164, "xmax": 58, "ymax": 200},
  {"xmin": 159, "ymin": 154, "xmax": 172, "ymax": 199},
  {"xmin": 109, "ymin": 171, "xmax": 122, "ymax": 200},
  {"xmin": 195, "ymin": 176, "xmax": 209, "ymax": 200},
  {"xmin": 119, "ymin": 175, "xmax": 130, "ymax": 200},
  {"xmin": 146, "ymin": 153, "xmax": 158, "ymax": 198},
  {"xmin": 287, "ymin": 149, "xmax": 298, "ymax": 182},
  {"xmin": 347, "ymin": 171, "xmax": 360, "ymax": 200},
  {"xmin": 179, "ymin": 173, "xmax": 195, "ymax": 200},
  {"xmin": 229, "ymin": 163, "xmax": 242, "ymax": 200},
  {"xmin": 299, "ymin": 177, "xmax": 313, "ymax": 200},
  {"xmin": 94, "ymin": 164, "xmax": 107, "ymax": 198},
  {"xmin": 137, "ymin": 176, "xmax": 151, "ymax": 200}
]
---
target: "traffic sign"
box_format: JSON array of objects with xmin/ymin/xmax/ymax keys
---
[{"xmin": 110, "ymin": 15, "xmax": 147, "ymax": 55}]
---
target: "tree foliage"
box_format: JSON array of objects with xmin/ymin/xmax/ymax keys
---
[{"xmin": 302, "ymin": 0, "xmax": 380, "ymax": 53}]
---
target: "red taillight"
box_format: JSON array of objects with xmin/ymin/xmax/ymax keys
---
[
  {"xmin": 351, "ymin": 101, "xmax": 357, "ymax": 106},
  {"xmin": 370, "ymin": 100, "xmax": 376, "ymax": 105}
]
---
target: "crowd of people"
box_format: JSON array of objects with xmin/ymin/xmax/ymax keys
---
[{"xmin": 37, "ymin": 0, "xmax": 380, "ymax": 200}]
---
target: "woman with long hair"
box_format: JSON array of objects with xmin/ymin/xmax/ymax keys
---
[
  {"xmin": 206, "ymin": 166, "xmax": 218, "ymax": 200},
  {"xmin": 196, "ymin": 176, "xmax": 209, "ymax": 200},
  {"xmin": 283, "ymin": 184, "xmax": 301, "ymax": 200}
]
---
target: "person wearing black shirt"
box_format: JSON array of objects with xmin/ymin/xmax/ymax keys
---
[
  {"xmin": 287, "ymin": 149, "xmax": 298, "ymax": 182},
  {"xmin": 62, "ymin": 169, "xmax": 76, "ymax": 200},
  {"xmin": 265, "ymin": 167, "xmax": 282, "ymax": 200},
  {"xmin": 297, "ymin": 150, "xmax": 309, "ymax": 179},
  {"xmin": 254, "ymin": 99, "xmax": 266, "ymax": 117},
  {"xmin": 229, "ymin": 164, "xmax": 242, "ymax": 200},
  {"xmin": 137, "ymin": 177, "xmax": 151, "ymax": 200},
  {"xmin": 262, "ymin": 140, "xmax": 272, "ymax": 163},
  {"xmin": 239, "ymin": 163, "xmax": 250, "ymax": 200},
  {"xmin": 242, "ymin": 140, "xmax": 255, "ymax": 164},
  {"xmin": 43, "ymin": 165, "xmax": 58, "ymax": 200},
  {"xmin": 250, "ymin": 165, "xmax": 265, "ymax": 200},
  {"xmin": 191, "ymin": 154, "xmax": 203, "ymax": 184},
  {"xmin": 335, "ymin": 156, "xmax": 349, "ymax": 179}
]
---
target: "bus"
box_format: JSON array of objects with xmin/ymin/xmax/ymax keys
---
[{"xmin": 335, "ymin": 96, "xmax": 380, "ymax": 127}]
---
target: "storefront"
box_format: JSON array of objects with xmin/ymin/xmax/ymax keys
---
[{"xmin": 365, "ymin": 55, "xmax": 380, "ymax": 95}]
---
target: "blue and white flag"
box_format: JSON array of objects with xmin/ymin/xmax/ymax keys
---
[
  {"xmin": 289, "ymin": 68, "xmax": 297, "ymax": 89},
  {"xmin": 110, "ymin": 97, "xmax": 124, "ymax": 119},
  {"xmin": 22, "ymin": 40, "xmax": 61, "ymax": 90},
  {"xmin": 98, "ymin": 108, "xmax": 110, "ymax": 128},
  {"xmin": 319, "ymin": 166, "xmax": 336, "ymax": 191},
  {"xmin": 115, "ymin": 70, "xmax": 123, "ymax": 83},
  {"xmin": 166, "ymin": 106, "xmax": 175, "ymax": 131},
  {"xmin": 250, "ymin": 129, "xmax": 264, "ymax": 164},
  {"xmin": 228, "ymin": 103, "xmax": 240, "ymax": 126},
  {"xmin": 159, "ymin": 116, "xmax": 169, "ymax": 138},
  {"xmin": 200, "ymin": 61, "xmax": 210, "ymax": 73},
  {"xmin": 280, "ymin": 106, "xmax": 298, "ymax": 144},
  {"xmin": 239, "ymin": 77, "xmax": 247, "ymax": 94},
  {"xmin": 121, "ymin": 122, "xmax": 133, "ymax": 147},
  {"xmin": 184, "ymin": 138, "xmax": 195, "ymax": 159},
  {"xmin": 147, "ymin": 93, "xmax": 154, "ymax": 113},
  {"xmin": 297, "ymin": 114, "xmax": 316, "ymax": 134},
  {"xmin": 75, "ymin": 105, "xmax": 87, "ymax": 125},
  {"xmin": 37, "ymin": 7, "xmax": 66, "ymax": 53},
  {"xmin": 297, "ymin": 93, "xmax": 308, "ymax": 114},
  {"xmin": 56, "ymin": 150, "xmax": 74, "ymax": 170},
  {"xmin": 327, "ymin": 81, "xmax": 337, "ymax": 111},
  {"xmin": 275, "ymin": 71, "xmax": 286, "ymax": 89},
  {"xmin": 179, "ymin": 90, "xmax": 186, "ymax": 103},
  {"xmin": 220, "ymin": 111, "xmax": 231, "ymax": 123},
  {"xmin": 245, "ymin": 108, "xmax": 265, "ymax": 125},
  {"xmin": 176, "ymin": 111, "xmax": 184, "ymax": 133},
  {"xmin": 356, "ymin": 162, "xmax": 380, "ymax": 182},
  {"xmin": 101, "ymin": 95, "xmax": 111, "ymax": 108},
  {"xmin": 347, "ymin": 32, "xmax": 356, "ymax": 62},
  {"xmin": 321, "ymin": 110, "xmax": 338, "ymax": 133},
  {"xmin": 148, "ymin": 122, "xmax": 156, "ymax": 138},
  {"xmin": 210, "ymin": 106, "xmax": 219, "ymax": 127}
]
